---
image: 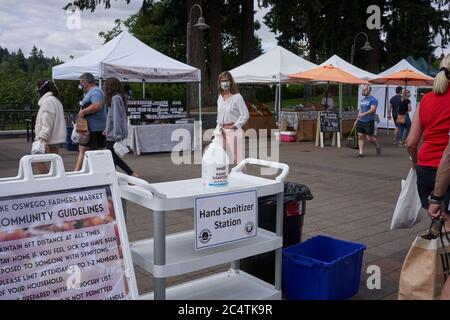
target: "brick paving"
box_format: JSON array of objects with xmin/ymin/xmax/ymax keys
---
[{"xmin": 0, "ymin": 131, "xmax": 431, "ymax": 300}]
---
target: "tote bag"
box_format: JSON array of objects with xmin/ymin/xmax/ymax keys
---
[
  {"xmin": 398, "ymin": 224, "xmax": 450, "ymax": 300},
  {"xmin": 390, "ymin": 169, "xmax": 423, "ymax": 230},
  {"xmin": 346, "ymin": 126, "xmax": 358, "ymax": 149}
]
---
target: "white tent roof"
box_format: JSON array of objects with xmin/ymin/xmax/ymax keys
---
[
  {"xmin": 229, "ymin": 46, "xmax": 318, "ymax": 84},
  {"xmin": 319, "ymin": 55, "xmax": 376, "ymax": 80},
  {"xmin": 377, "ymin": 59, "xmax": 430, "ymax": 78},
  {"xmin": 52, "ymin": 31, "xmax": 200, "ymax": 83}
]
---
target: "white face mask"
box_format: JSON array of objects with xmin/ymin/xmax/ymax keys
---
[{"xmin": 221, "ymin": 80, "xmax": 231, "ymax": 91}]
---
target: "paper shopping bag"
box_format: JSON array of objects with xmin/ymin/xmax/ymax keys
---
[
  {"xmin": 398, "ymin": 230, "xmax": 450, "ymax": 300},
  {"xmin": 76, "ymin": 116, "xmax": 88, "ymax": 132}
]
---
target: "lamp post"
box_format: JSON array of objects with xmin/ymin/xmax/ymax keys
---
[
  {"xmin": 351, "ymin": 32, "xmax": 373, "ymax": 65},
  {"xmin": 349, "ymin": 32, "xmax": 373, "ymax": 109},
  {"xmin": 186, "ymin": 4, "xmax": 209, "ymax": 115}
]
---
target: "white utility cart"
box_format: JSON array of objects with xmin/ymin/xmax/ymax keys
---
[{"xmin": 117, "ymin": 158, "xmax": 289, "ymax": 300}]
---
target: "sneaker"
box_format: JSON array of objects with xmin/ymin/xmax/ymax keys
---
[
  {"xmin": 376, "ymin": 146, "xmax": 381, "ymax": 155},
  {"xmin": 353, "ymin": 154, "xmax": 364, "ymax": 158}
]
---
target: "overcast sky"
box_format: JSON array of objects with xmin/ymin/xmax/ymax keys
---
[{"xmin": 0, "ymin": 0, "xmax": 447, "ymax": 62}]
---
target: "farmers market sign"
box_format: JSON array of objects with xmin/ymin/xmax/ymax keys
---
[{"xmin": 0, "ymin": 186, "xmax": 129, "ymax": 300}]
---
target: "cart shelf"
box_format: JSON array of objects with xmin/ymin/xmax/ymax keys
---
[
  {"xmin": 119, "ymin": 173, "xmax": 285, "ymax": 211},
  {"xmin": 139, "ymin": 270, "xmax": 281, "ymax": 300},
  {"xmin": 131, "ymin": 228, "xmax": 282, "ymax": 278},
  {"xmin": 117, "ymin": 158, "xmax": 289, "ymax": 300}
]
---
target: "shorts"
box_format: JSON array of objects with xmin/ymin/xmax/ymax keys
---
[
  {"xmin": 416, "ymin": 165, "xmax": 450, "ymax": 214},
  {"xmin": 79, "ymin": 131, "xmax": 106, "ymax": 149},
  {"xmin": 356, "ymin": 120, "xmax": 375, "ymax": 136}
]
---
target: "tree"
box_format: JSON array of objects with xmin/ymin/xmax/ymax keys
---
[
  {"xmin": 206, "ymin": 0, "xmax": 223, "ymax": 102},
  {"xmin": 261, "ymin": 0, "xmax": 450, "ymax": 72},
  {"xmin": 241, "ymin": 0, "xmax": 257, "ymax": 63}
]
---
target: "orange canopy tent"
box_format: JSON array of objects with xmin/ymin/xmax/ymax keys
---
[
  {"xmin": 288, "ymin": 64, "xmax": 370, "ymax": 85},
  {"xmin": 370, "ymin": 68, "xmax": 433, "ymax": 87},
  {"xmin": 288, "ymin": 64, "xmax": 368, "ymax": 112}
]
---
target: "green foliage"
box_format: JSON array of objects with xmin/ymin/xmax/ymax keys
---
[
  {"xmin": 0, "ymin": 45, "xmax": 80, "ymax": 109},
  {"xmin": 261, "ymin": 0, "xmax": 449, "ymax": 68}
]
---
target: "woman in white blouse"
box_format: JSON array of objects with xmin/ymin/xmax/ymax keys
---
[{"xmin": 215, "ymin": 71, "xmax": 249, "ymax": 163}]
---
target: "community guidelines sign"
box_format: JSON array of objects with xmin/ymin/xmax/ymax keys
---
[
  {"xmin": 0, "ymin": 186, "xmax": 130, "ymax": 300},
  {"xmin": 195, "ymin": 190, "xmax": 257, "ymax": 250}
]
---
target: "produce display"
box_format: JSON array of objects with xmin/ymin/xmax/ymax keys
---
[{"xmin": 245, "ymin": 101, "xmax": 273, "ymax": 117}]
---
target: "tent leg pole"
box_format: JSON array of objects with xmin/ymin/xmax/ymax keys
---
[
  {"xmin": 198, "ymin": 82, "xmax": 202, "ymax": 124},
  {"xmin": 278, "ymin": 81, "xmax": 282, "ymax": 125},
  {"xmin": 143, "ymin": 81, "xmax": 145, "ymax": 99},
  {"xmin": 274, "ymin": 85, "xmax": 279, "ymax": 126}
]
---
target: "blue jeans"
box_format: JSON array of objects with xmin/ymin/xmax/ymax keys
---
[{"xmin": 396, "ymin": 116, "xmax": 411, "ymax": 142}]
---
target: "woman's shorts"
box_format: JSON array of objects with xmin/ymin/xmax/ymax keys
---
[{"xmin": 416, "ymin": 165, "xmax": 450, "ymax": 213}]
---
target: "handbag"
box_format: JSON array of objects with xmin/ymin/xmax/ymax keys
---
[
  {"xmin": 398, "ymin": 222, "xmax": 450, "ymax": 300},
  {"xmin": 390, "ymin": 169, "xmax": 424, "ymax": 230},
  {"xmin": 397, "ymin": 114, "xmax": 406, "ymax": 125},
  {"xmin": 346, "ymin": 126, "xmax": 358, "ymax": 149}
]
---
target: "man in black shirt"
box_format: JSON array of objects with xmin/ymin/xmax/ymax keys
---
[{"xmin": 388, "ymin": 86, "xmax": 403, "ymax": 144}]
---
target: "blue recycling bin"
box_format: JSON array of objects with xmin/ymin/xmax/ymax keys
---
[{"xmin": 283, "ymin": 235, "xmax": 366, "ymax": 300}]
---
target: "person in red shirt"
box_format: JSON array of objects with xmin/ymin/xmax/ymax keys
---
[{"xmin": 407, "ymin": 54, "xmax": 450, "ymax": 222}]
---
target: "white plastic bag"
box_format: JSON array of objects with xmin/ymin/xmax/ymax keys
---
[
  {"xmin": 71, "ymin": 123, "xmax": 89, "ymax": 144},
  {"xmin": 390, "ymin": 168, "xmax": 424, "ymax": 230},
  {"xmin": 31, "ymin": 140, "xmax": 45, "ymax": 154},
  {"xmin": 113, "ymin": 141, "xmax": 129, "ymax": 158}
]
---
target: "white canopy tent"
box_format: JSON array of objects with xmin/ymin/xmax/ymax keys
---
[
  {"xmin": 229, "ymin": 46, "xmax": 318, "ymax": 84},
  {"xmin": 229, "ymin": 46, "xmax": 318, "ymax": 123},
  {"xmin": 358, "ymin": 59, "xmax": 432, "ymax": 129},
  {"xmin": 52, "ymin": 31, "xmax": 203, "ymax": 151},
  {"xmin": 52, "ymin": 31, "xmax": 201, "ymax": 83},
  {"xmin": 319, "ymin": 55, "xmax": 376, "ymax": 80}
]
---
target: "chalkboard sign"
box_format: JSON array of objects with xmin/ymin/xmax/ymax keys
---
[{"xmin": 320, "ymin": 112, "xmax": 340, "ymax": 133}]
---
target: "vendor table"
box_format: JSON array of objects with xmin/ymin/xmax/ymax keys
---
[
  {"xmin": 280, "ymin": 110, "xmax": 358, "ymax": 141},
  {"xmin": 117, "ymin": 158, "xmax": 289, "ymax": 300},
  {"xmin": 127, "ymin": 123, "xmax": 194, "ymax": 155}
]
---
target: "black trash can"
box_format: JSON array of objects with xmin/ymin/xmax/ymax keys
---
[{"xmin": 240, "ymin": 182, "xmax": 313, "ymax": 285}]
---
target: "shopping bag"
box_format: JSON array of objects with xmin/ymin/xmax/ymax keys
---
[
  {"xmin": 31, "ymin": 140, "xmax": 45, "ymax": 154},
  {"xmin": 441, "ymin": 276, "xmax": 450, "ymax": 300},
  {"xmin": 398, "ymin": 225, "xmax": 450, "ymax": 300},
  {"xmin": 390, "ymin": 169, "xmax": 423, "ymax": 230},
  {"xmin": 113, "ymin": 141, "xmax": 130, "ymax": 158},
  {"xmin": 71, "ymin": 123, "xmax": 89, "ymax": 144},
  {"xmin": 75, "ymin": 116, "xmax": 88, "ymax": 132},
  {"xmin": 397, "ymin": 114, "xmax": 406, "ymax": 125},
  {"xmin": 346, "ymin": 126, "xmax": 358, "ymax": 149}
]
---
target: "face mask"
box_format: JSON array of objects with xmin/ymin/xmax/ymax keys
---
[{"xmin": 221, "ymin": 80, "xmax": 231, "ymax": 91}]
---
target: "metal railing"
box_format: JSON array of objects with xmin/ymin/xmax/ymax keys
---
[{"xmin": 0, "ymin": 107, "xmax": 79, "ymax": 142}]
